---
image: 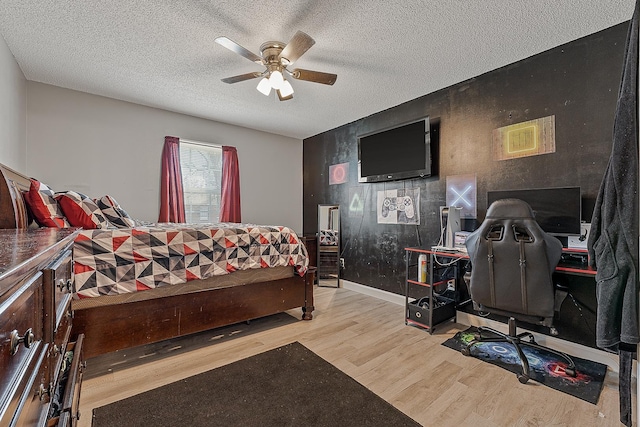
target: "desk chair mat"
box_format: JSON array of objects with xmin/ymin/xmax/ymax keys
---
[{"xmin": 442, "ymin": 327, "xmax": 607, "ymax": 404}]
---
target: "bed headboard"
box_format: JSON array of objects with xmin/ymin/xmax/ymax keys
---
[{"xmin": 0, "ymin": 162, "xmax": 31, "ymax": 229}]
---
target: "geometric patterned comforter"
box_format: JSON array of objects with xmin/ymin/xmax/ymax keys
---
[{"xmin": 73, "ymin": 223, "xmax": 309, "ymax": 299}]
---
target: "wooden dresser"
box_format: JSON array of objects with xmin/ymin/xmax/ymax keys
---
[{"xmin": 0, "ymin": 228, "xmax": 84, "ymax": 426}]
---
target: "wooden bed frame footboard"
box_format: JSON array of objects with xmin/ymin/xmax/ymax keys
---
[{"xmin": 0, "ymin": 162, "xmax": 315, "ymax": 359}]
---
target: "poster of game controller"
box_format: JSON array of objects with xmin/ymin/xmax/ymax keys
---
[{"xmin": 377, "ymin": 188, "xmax": 420, "ymax": 225}]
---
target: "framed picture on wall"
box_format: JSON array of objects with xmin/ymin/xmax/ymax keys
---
[{"xmin": 377, "ymin": 188, "xmax": 420, "ymax": 225}]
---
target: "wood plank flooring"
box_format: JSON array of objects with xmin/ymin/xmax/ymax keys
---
[{"xmin": 78, "ymin": 286, "xmax": 630, "ymax": 427}]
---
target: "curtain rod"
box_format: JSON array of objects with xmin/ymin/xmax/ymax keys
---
[{"xmin": 179, "ymin": 138, "xmax": 222, "ymax": 148}]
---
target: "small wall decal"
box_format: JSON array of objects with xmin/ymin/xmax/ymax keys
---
[
  {"xmin": 493, "ymin": 115, "xmax": 555, "ymax": 161},
  {"xmin": 348, "ymin": 186, "xmax": 365, "ymax": 217},
  {"xmin": 446, "ymin": 174, "xmax": 477, "ymax": 219},
  {"xmin": 329, "ymin": 162, "xmax": 349, "ymax": 185}
]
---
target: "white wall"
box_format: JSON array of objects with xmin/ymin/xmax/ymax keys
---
[
  {"xmin": 0, "ymin": 34, "xmax": 26, "ymax": 171},
  {"xmin": 26, "ymin": 82, "xmax": 303, "ymax": 232}
]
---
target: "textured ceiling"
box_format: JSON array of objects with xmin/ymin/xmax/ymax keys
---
[{"xmin": 0, "ymin": 1, "xmax": 635, "ymax": 139}]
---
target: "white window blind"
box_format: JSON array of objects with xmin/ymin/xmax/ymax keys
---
[{"xmin": 179, "ymin": 141, "xmax": 222, "ymax": 224}]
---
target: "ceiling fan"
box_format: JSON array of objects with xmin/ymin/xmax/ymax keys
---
[{"xmin": 215, "ymin": 31, "xmax": 337, "ymax": 101}]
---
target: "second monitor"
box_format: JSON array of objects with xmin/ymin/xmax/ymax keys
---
[{"xmin": 487, "ymin": 187, "xmax": 581, "ymax": 236}]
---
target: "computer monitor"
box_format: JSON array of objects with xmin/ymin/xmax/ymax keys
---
[{"xmin": 487, "ymin": 187, "xmax": 581, "ymax": 236}]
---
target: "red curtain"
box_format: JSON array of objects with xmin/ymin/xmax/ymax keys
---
[
  {"xmin": 220, "ymin": 145, "xmax": 241, "ymax": 222},
  {"xmin": 158, "ymin": 136, "xmax": 185, "ymax": 223}
]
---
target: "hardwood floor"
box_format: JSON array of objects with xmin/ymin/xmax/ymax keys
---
[{"xmin": 78, "ymin": 286, "xmax": 630, "ymax": 427}]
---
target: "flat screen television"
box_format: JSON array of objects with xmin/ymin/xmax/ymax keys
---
[
  {"xmin": 487, "ymin": 187, "xmax": 581, "ymax": 236},
  {"xmin": 357, "ymin": 117, "xmax": 431, "ymax": 183}
]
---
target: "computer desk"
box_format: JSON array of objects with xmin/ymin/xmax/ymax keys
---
[
  {"xmin": 408, "ymin": 247, "xmax": 629, "ymax": 375},
  {"xmin": 404, "ymin": 246, "xmax": 596, "ymax": 334},
  {"xmin": 555, "ymin": 248, "xmax": 596, "ymax": 276},
  {"xmin": 421, "ymin": 247, "xmax": 595, "ymax": 275}
]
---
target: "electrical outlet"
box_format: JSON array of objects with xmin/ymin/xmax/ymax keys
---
[{"xmin": 340, "ymin": 258, "xmax": 345, "ymax": 268}]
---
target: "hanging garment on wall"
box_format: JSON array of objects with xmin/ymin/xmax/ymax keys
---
[{"xmin": 587, "ymin": 1, "xmax": 639, "ymax": 425}]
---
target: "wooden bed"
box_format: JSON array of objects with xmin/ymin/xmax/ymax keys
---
[{"xmin": 0, "ymin": 163, "xmax": 315, "ymax": 359}]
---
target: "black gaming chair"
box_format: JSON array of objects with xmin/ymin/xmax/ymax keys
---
[{"xmin": 462, "ymin": 198, "xmax": 576, "ymax": 383}]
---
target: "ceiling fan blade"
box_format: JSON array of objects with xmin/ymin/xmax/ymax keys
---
[
  {"xmin": 277, "ymin": 90, "xmax": 293, "ymax": 101},
  {"xmin": 279, "ymin": 31, "xmax": 315, "ymax": 65},
  {"xmin": 221, "ymin": 72, "xmax": 263, "ymax": 84},
  {"xmin": 215, "ymin": 36, "xmax": 263, "ymax": 64},
  {"xmin": 291, "ymin": 68, "xmax": 337, "ymax": 85}
]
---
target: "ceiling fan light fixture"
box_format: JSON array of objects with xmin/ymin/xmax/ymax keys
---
[
  {"xmin": 280, "ymin": 80, "xmax": 294, "ymax": 97},
  {"xmin": 256, "ymin": 77, "xmax": 272, "ymax": 96},
  {"xmin": 217, "ymin": 30, "xmax": 337, "ymax": 101},
  {"xmin": 269, "ymin": 69, "xmax": 284, "ymax": 90}
]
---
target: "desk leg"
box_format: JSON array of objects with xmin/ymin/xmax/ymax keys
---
[
  {"xmin": 428, "ymin": 253, "xmax": 434, "ymax": 333},
  {"xmin": 405, "ymin": 250, "xmax": 410, "ymax": 325}
]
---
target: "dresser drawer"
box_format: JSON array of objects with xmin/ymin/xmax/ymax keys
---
[
  {"xmin": 0, "ymin": 272, "xmax": 44, "ymax": 424},
  {"xmin": 49, "ymin": 303, "xmax": 72, "ymax": 389},
  {"xmin": 10, "ymin": 345, "xmax": 51, "ymax": 426},
  {"xmin": 47, "ymin": 335, "xmax": 84, "ymax": 427},
  {"xmin": 43, "ymin": 250, "xmax": 73, "ymax": 344}
]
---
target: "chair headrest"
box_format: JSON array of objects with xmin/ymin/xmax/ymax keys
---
[{"xmin": 486, "ymin": 198, "xmax": 535, "ymax": 219}]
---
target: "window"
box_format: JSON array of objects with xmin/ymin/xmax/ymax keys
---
[{"xmin": 179, "ymin": 142, "xmax": 222, "ymax": 223}]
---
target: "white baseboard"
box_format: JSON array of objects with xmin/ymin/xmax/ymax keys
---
[
  {"xmin": 341, "ymin": 279, "xmax": 622, "ymax": 373},
  {"xmin": 341, "ymin": 280, "xmax": 405, "ymax": 306}
]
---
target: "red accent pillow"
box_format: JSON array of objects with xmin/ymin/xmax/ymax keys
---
[
  {"xmin": 23, "ymin": 179, "xmax": 70, "ymax": 228},
  {"xmin": 56, "ymin": 191, "xmax": 110, "ymax": 229}
]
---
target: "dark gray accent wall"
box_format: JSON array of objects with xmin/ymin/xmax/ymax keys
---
[{"xmin": 303, "ymin": 22, "xmax": 628, "ymax": 296}]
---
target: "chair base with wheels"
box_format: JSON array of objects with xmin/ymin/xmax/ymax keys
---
[{"xmin": 461, "ymin": 317, "xmax": 577, "ymax": 384}]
